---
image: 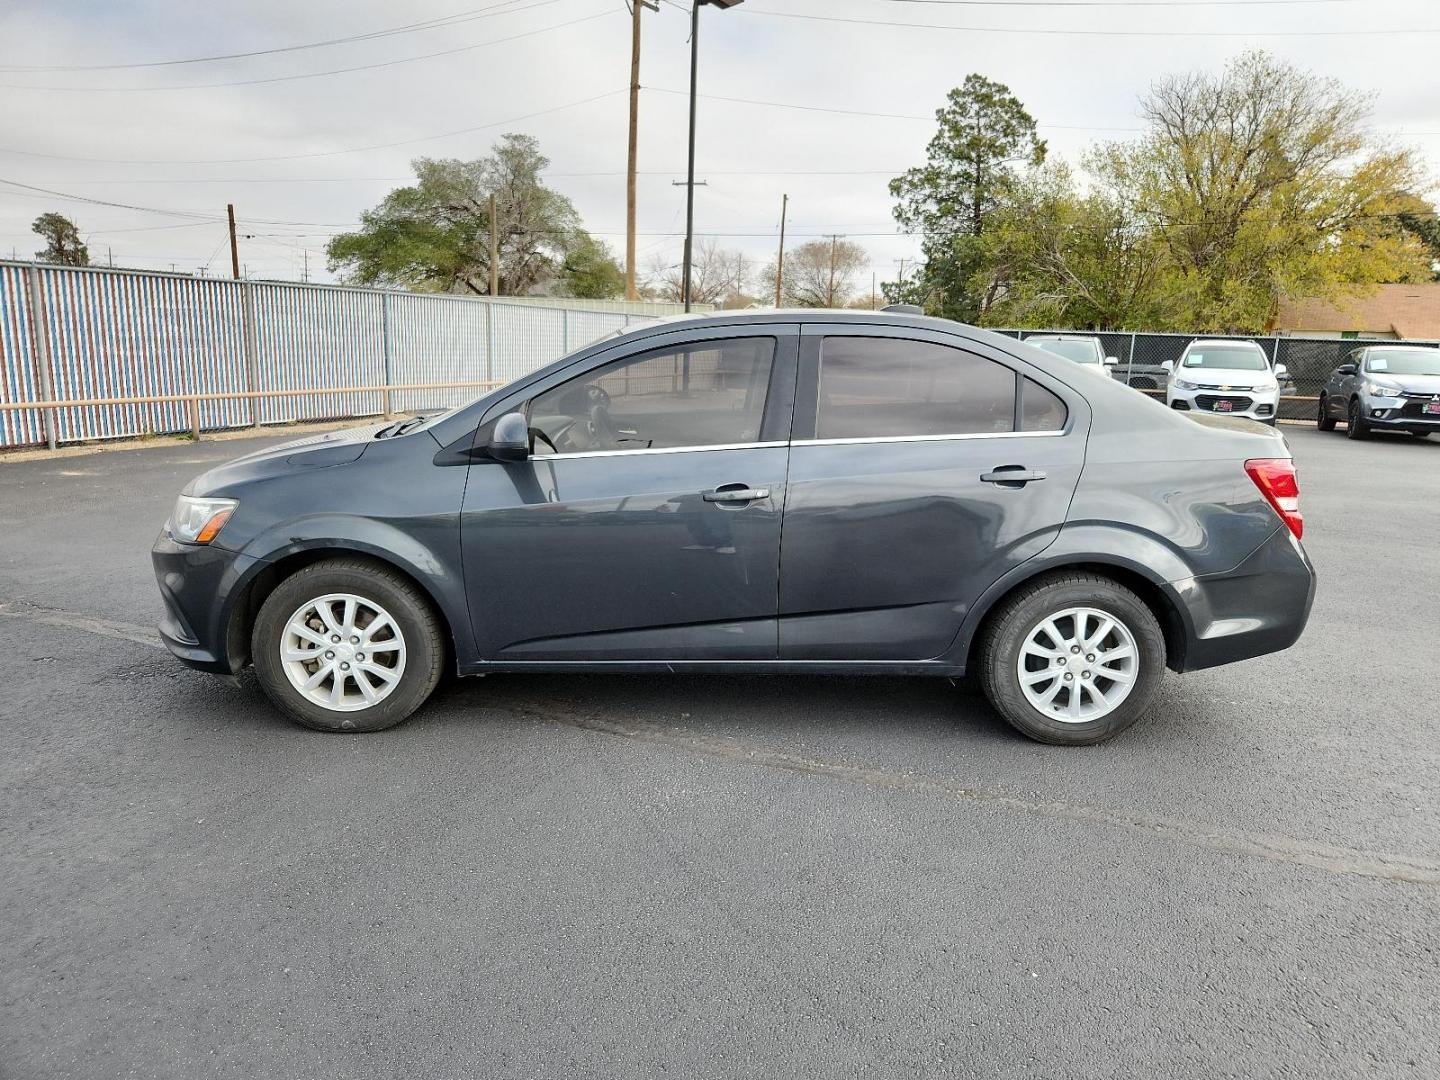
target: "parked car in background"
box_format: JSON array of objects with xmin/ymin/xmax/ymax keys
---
[
  {"xmin": 1318, "ymin": 344, "xmax": 1440, "ymax": 439},
  {"xmin": 1165, "ymin": 339, "xmax": 1283, "ymax": 424},
  {"xmin": 153, "ymin": 310, "xmax": 1315, "ymax": 747},
  {"xmin": 1025, "ymin": 334, "xmax": 1119, "ymax": 377}
]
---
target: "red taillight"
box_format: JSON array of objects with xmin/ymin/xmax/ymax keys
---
[{"xmin": 1245, "ymin": 458, "xmax": 1303, "ymax": 539}]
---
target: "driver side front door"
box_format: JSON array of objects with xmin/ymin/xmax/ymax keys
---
[{"xmin": 460, "ymin": 326, "xmax": 797, "ymax": 663}]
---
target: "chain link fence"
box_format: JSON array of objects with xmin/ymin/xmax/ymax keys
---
[{"xmin": 993, "ymin": 329, "xmax": 1440, "ymax": 421}]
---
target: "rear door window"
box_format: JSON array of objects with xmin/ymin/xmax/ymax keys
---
[{"xmin": 815, "ymin": 336, "xmax": 1017, "ymax": 439}]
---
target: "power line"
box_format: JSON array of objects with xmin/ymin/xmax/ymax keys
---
[
  {"xmin": 871, "ymin": 0, "xmax": 1359, "ymax": 6},
  {"xmin": 0, "ymin": 88, "xmax": 626, "ymax": 165},
  {"xmin": 0, "ymin": 0, "xmax": 554, "ymax": 73},
  {"xmin": 0, "ymin": 5, "xmax": 610, "ymax": 93},
  {"xmin": 651, "ymin": 86, "xmax": 1145, "ymax": 131},
  {"xmin": 740, "ymin": 5, "xmax": 1440, "ymax": 36}
]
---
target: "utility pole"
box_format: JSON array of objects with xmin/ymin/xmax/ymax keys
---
[
  {"xmin": 488, "ymin": 193, "xmax": 500, "ymax": 296},
  {"xmin": 823, "ymin": 233, "xmax": 844, "ymax": 308},
  {"xmin": 226, "ymin": 203, "xmax": 240, "ymax": 279},
  {"xmin": 773, "ymin": 192, "xmax": 788, "ymax": 307},
  {"xmin": 625, "ymin": 0, "xmax": 658, "ymax": 301}
]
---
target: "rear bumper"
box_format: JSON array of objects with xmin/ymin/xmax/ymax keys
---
[
  {"xmin": 1171, "ymin": 526, "xmax": 1315, "ymax": 672},
  {"xmin": 152, "ymin": 531, "xmax": 258, "ymax": 674}
]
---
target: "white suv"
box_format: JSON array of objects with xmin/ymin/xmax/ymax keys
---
[{"xmin": 1165, "ymin": 340, "xmax": 1282, "ymax": 425}]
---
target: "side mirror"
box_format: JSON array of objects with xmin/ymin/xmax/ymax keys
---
[
  {"xmin": 1104, "ymin": 356, "xmax": 1119, "ymax": 366},
  {"xmin": 1274, "ymin": 363, "xmax": 1289, "ymax": 378},
  {"xmin": 1161, "ymin": 359, "xmax": 1175, "ymax": 374},
  {"xmin": 487, "ymin": 412, "xmax": 531, "ymax": 462},
  {"xmin": 1336, "ymin": 363, "xmax": 1357, "ymax": 377}
]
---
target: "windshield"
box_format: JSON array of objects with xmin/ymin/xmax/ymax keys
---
[
  {"xmin": 1182, "ymin": 346, "xmax": 1269, "ymax": 372},
  {"xmin": 1363, "ymin": 349, "xmax": 1440, "ymax": 377},
  {"xmin": 1031, "ymin": 339, "xmax": 1101, "ymax": 364}
]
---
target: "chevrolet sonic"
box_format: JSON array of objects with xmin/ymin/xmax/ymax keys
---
[{"xmin": 152, "ymin": 310, "xmax": 1315, "ymax": 745}]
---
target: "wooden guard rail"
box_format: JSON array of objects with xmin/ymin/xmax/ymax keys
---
[{"xmin": 0, "ymin": 379, "xmax": 505, "ymax": 447}]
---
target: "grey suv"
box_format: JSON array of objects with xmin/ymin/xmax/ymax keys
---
[
  {"xmin": 152, "ymin": 310, "xmax": 1314, "ymax": 746},
  {"xmin": 1318, "ymin": 344, "xmax": 1440, "ymax": 439}
]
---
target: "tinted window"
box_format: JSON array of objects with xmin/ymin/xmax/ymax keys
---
[
  {"xmin": 1020, "ymin": 377, "xmax": 1067, "ymax": 431},
  {"xmin": 816, "ymin": 337, "xmax": 1016, "ymax": 439},
  {"xmin": 528, "ymin": 337, "xmax": 774, "ymax": 454}
]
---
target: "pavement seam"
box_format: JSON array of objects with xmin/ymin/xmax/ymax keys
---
[{"xmin": 8, "ymin": 597, "xmax": 1438, "ymax": 887}]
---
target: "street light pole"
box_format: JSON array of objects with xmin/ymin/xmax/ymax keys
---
[{"xmin": 680, "ymin": 0, "xmax": 742, "ymax": 314}]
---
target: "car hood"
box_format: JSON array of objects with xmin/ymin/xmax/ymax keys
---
[
  {"xmin": 1173, "ymin": 367, "xmax": 1274, "ymax": 386},
  {"xmin": 183, "ymin": 421, "xmax": 394, "ymax": 496},
  {"xmin": 1369, "ymin": 374, "xmax": 1440, "ymax": 394}
]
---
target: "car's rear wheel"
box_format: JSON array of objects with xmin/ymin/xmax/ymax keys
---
[
  {"xmin": 1316, "ymin": 394, "xmax": 1336, "ymax": 431},
  {"xmin": 251, "ymin": 558, "xmax": 444, "ymax": 732},
  {"xmin": 1346, "ymin": 398, "xmax": 1370, "ymax": 440},
  {"xmin": 977, "ymin": 573, "xmax": 1166, "ymax": 746}
]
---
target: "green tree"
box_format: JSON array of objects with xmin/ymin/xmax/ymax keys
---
[
  {"xmin": 889, "ymin": 75, "xmax": 1046, "ymax": 321},
  {"xmin": 1095, "ymin": 51, "xmax": 1430, "ymax": 331},
  {"xmin": 327, "ymin": 134, "xmax": 621, "ymax": 298},
  {"xmin": 976, "ymin": 164, "xmax": 1170, "ymax": 329},
  {"xmin": 32, "ymin": 212, "xmax": 88, "ymax": 266}
]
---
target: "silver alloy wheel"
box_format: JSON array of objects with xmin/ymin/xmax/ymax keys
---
[
  {"xmin": 1015, "ymin": 606, "xmax": 1139, "ymax": 724},
  {"xmin": 280, "ymin": 592, "xmax": 407, "ymax": 713}
]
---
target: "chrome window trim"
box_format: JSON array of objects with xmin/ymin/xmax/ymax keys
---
[
  {"xmin": 530, "ymin": 440, "xmax": 788, "ymax": 461},
  {"xmin": 792, "ymin": 430, "xmax": 1066, "ymax": 448}
]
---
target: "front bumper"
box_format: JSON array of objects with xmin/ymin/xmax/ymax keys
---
[
  {"xmin": 1168, "ymin": 385, "xmax": 1278, "ymax": 421},
  {"xmin": 1360, "ymin": 396, "xmax": 1440, "ymax": 433},
  {"xmin": 152, "ymin": 531, "xmax": 259, "ymax": 674},
  {"xmin": 1171, "ymin": 526, "xmax": 1315, "ymax": 672}
]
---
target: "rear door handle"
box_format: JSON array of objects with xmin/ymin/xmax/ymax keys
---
[
  {"xmin": 980, "ymin": 466, "xmax": 1047, "ymax": 486},
  {"xmin": 702, "ymin": 486, "xmax": 770, "ymax": 504}
]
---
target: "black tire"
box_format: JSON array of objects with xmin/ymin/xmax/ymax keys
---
[
  {"xmin": 251, "ymin": 558, "xmax": 445, "ymax": 732},
  {"xmin": 976, "ymin": 572, "xmax": 1167, "ymax": 746},
  {"xmin": 1316, "ymin": 394, "xmax": 1336, "ymax": 431},
  {"xmin": 1346, "ymin": 398, "xmax": 1370, "ymax": 440}
]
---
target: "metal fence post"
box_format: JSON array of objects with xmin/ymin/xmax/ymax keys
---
[
  {"xmin": 485, "ymin": 302, "xmax": 496, "ymax": 385},
  {"xmin": 23, "ymin": 265, "xmax": 58, "ymax": 450},
  {"xmin": 242, "ymin": 280, "xmax": 260, "ymax": 428},
  {"xmin": 562, "ymin": 307, "xmax": 570, "ymax": 353},
  {"xmin": 1127, "ymin": 331, "xmax": 1137, "ymax": 386},
  {"xmin": 381, "ymin": 290, "xmax": 393, "ymax": 418}
]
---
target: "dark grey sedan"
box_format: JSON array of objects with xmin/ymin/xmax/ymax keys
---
[{"xmin": 153, "ymin": 310, "xmax": 1314, "ymax": 745}]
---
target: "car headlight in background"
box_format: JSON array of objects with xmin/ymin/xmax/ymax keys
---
[
  {"xmin": 1365, "ymin": 382, "xmax": 1403, "ymax": 397},
  {"xmin": 168, "ymin": 495, "xmax": 237, "ymax": 544},
  {"xmin": 1172, "ymin": 378, "xmax": 1200, "ymax": 391}
]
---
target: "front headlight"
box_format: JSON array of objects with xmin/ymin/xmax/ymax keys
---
[
  {"xmin": 168, "ymin": 495, "xmax": 237, "ymax": 544},
  {"xmin": 1173, "ymin": 378, "xmax": 1200, "ymax": 391},
  {"xmin": 1252, "ymin": 380, "xmax": 1277, "ymax": 393},
  {"xmin": 1365, "ymin": 382, "xmax": 1403, "ymax": 398}
]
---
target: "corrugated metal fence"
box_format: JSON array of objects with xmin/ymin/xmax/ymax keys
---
[{"xmin": 0, "ymin": 261, "xmax": 663, "ymax": 450}]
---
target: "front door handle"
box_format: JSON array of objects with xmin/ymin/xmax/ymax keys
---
[
  {"xmin": 980, "ymin": 466, "xmax": 1047, "ymax": 486},
  {"xmin": 702, "ymin": 486, "xmax": 770, "ymax": 504}
]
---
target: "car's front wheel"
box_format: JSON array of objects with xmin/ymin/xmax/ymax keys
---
[
  {"xmin": 251, "ymin": 558, "xmax": 444, "ymax": 732},
  {"xmin": 1347, "ymin": 398, "xmax": 1370, "ymax": 440},
  {"xmin": 977, "ymin": 573, "xmax": 1166, "ymax": 746}
]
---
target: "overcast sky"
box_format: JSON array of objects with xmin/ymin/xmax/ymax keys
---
[{"xmin": 1, "ymin": 0, "xmax": 1438, "ymax": 293}]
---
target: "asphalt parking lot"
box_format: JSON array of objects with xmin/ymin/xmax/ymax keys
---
[{"xmin": 1, "ymin": 423, "xmax": 1437, "ymax": 1079}]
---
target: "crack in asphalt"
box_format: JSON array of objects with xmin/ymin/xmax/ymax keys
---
[{"xmin": 6, "ymin": 596, "xmax": 1439, "ymax": 887}]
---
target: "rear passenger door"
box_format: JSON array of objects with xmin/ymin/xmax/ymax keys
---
[{"xmin": 777, "ymin": 325, "xmax": 1088, "ymax": 661}]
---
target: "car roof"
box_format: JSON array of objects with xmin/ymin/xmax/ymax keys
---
[
  {"xmin": 1182, "ymin": 338, "xmax": 1265, "ymax": 350},
  {"xmin": 1025, "ymin": 333, "xmax": 1098, "ymax": 341}
]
